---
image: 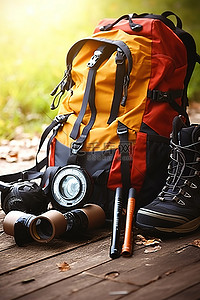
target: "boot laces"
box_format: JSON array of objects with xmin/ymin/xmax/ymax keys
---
[{"xmin": 158, "ymin": 140, "xmax": 200, "ymax": 202}]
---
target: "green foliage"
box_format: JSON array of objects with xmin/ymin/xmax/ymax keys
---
[{"xmin": 0, "ymin": 0, "xmax": 199, "ymax": 139}]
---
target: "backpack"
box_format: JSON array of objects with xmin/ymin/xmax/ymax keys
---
[{"xmin": 1, "ymin": 11, "xmax": 199, "ymax": 219}]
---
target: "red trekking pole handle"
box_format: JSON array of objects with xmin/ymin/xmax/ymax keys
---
[{"xmin": 122, "ymin": 188, "xmax": 136, "ymax": 257}]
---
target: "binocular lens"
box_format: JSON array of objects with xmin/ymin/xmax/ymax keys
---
[
  {"xmin": 30, "ymin": 210, "xmax": 67, "ymax": 243},
  {"xmin": 31, "ymin": 217, "xmax": 54, "ymax": 241},
  {"xmin": 61, "ymin": 175, "xmax": 80, "ymax": 199},
  {"xmin": 51, "ymin": 165, "xmax": 93, "ymax": 211}
]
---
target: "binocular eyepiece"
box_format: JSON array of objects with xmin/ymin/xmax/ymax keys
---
[{"xmin": 3, "ymin": 204, "xmax": 106, "ymax": 246}]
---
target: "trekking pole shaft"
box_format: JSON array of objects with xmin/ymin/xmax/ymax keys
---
[
  {"xmin": 122, "ymin": 188, "xmax": 136, "ymax": 257},
  {"xmin": 110, "ymin": 187, "xmax": 123, "ymax": 259}
]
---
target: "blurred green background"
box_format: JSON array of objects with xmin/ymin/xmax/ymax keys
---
[{"xmin": 0, "ymin": 0, "xmax": 200, "ymax": 139}]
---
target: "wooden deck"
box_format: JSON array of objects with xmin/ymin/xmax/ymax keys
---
[{"xmin": 0, "ymin": 206, "xmax": 200, "ymax": 300}]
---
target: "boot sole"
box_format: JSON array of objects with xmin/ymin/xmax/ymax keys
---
[
  {"xmin": 155, "ymin": 217, "xmax": 200, "ymax": 233},
  {"xmin": 136, "ymin": 216, "xmax": 200, "ymax": 234}
]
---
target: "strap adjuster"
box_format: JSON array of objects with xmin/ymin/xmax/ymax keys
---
[
  {"xmin": 71, "ymin": 134, "xmax": 87, "ymax": 154},
  {"xmin": 115, "ymin": 48, "xmax": 125, "ymax": 64},
  {"xmin": 150, "ymin": 90, "xmax": 169, "ymax": 102},
  {"xmin": 54, "ymin": 114, "xmax": 70, "ymax": 124},
  {"xmin": 117, "ymin": 122, "xmax": 128, "ymax": 135},
  {"xmin": 87, "ymin": 50, "xmax": 103, "ymax": 68}
]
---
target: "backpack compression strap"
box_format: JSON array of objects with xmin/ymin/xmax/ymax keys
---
[{"xmin": 147, "ymin": 89, "xmax": 190, "ymax": 124}]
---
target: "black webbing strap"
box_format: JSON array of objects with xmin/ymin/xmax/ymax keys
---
[
  {"xmin": 107, "ymin": 48, "xmax": 126, "ymax": 124},
  {"xmin": 35, "ymin": 114, "xmax": 70, "ymax": 169},
  {"xmin": 69, "ymin": 74, "xmax": 97, "ymax": 160},
  {"xmin": 0, "ymin": 158, "xmax": 46, "ymax": 183},
  {"xmin": 147, "ymin": 89, "xmax": 189, "ymax": 119},
  {"xmin": 0, "ymin": 114, "xmax": 70, "ymax": 184},
  {"xmin": 117, "ymin": 122, "xmax": 131, "ymax": 205}
]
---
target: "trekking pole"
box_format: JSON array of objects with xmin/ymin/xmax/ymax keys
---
[
  {"xmin": 121, "ymin": 187, "xmax": 136, "ymax": 257},
  {"xmin": 110, "ymin": 187, "xmax": 123, "ymax": 259}
]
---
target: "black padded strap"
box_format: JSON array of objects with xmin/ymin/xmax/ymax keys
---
[
  {"xmin": 107, "ymin": 48, "xmax": 126, "ymax": 124},
  {"xmin": 117, "ymin": 122, "xmax": 131, "ymax": 205}
]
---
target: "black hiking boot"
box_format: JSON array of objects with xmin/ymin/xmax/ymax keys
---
[{"xmin": 136, "ymin": 116, "xmax": 200, "ymax": 234}]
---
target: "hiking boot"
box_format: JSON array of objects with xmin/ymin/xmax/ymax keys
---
[{"xmin": 136, "ymin": 116, "xmax": 200, "ymax": 233}]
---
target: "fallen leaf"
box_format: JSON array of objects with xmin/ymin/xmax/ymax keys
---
[
  {"xmin": 143, "ymin": 239, "xmax": 160, "ymax": 246},
  {"xmin": 135, "ymin": 234, "xmax": 161, "ymax": 247},
  {"xmin": 57, "ymin": 262, "xmax": 71, "ymax": 272},
  {"xmin": 191, "ymin": 239, "xmax": 200, "ymax": 248},
  {"xmin": 136, "ymin": 234, "xmax": 146, "ymax": 242},
  {"xmin": 144, "ymin": 245, "xmax": 162, "ymax": 253}
]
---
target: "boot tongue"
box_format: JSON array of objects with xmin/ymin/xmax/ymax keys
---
[{"xmin": 178, "ymin": 126, "xmax": 194, "ymax": 147}]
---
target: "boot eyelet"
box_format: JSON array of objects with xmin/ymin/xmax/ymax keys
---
[
  {"xmin": 190, "ymin": 182, "xmax": 197, "ymax": 189},
  {"xmin": 177, "ymin": 199, "xmax": 186, "ymax": 206},
  {"xmin": 184, "ymin": 180, "xmax": 197, "ymax": 189},
  {"xmin": 184, "ymin": 191, "xmax": 191, "ymax": 198}
]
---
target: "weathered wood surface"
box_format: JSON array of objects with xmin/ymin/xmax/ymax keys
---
[{"xmin": 0, "ymin": 206, "xmax": 200, "ymax": 300}]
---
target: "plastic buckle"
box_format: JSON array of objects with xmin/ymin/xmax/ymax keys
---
[
  {"xmin": 152, "ymin": 90, "xmax": 168, "ymax": 102},
  {"xmin": 71, "ymin": 134, "xmax": 87, "ymax": 154},
  {"xmin": 87, "ymin": 50, "xmax": 103, "ymax": 68},
  {"xmin": 115, "ymin": 48, "xmax": 125, "ymax": 64},
  {"xmin": 71, "ymin": 141, "xmax": 84, "ymax": 155},
  {"xmin": 54, "ymin": 114, "xmax": 68, "ymax": 124},
  {"xmin": 117, "ymin": 124, "xmax": 128, "ymax": 135}
]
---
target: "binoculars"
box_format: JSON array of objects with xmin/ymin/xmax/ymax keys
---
[{"xmin": 3, "ymin": 204, "xmax": 105, "ymax": 246}]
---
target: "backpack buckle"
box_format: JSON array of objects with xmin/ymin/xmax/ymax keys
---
[
  {"xmin": 87, "ymin": 50, "xmax": 103, "ymax": 68},
  {"xmin": 71, "ymin": 134, "xmax": 87, "ymax": 154},
  {"xmin": 54, "ymin": 114, "xmax": 69, "ymax": 124},
  {"xmin": 147, "ymin": 90, "xmax": 169, "ymax": 102},
  {"xmin": 115, "ymin": 48, "xmax": 125, "ymax": 64}
]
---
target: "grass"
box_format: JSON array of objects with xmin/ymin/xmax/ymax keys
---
[{"xmin": 0, "ymin": 0, "xmax": 200, "ymax": 140}]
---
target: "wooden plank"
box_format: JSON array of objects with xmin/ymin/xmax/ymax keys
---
[
  {"xmin": 15, "ymin": 273, "xmax": 104, "ymax": 300},
  {"xmin": 0, "ymin": 227, "xmax": 111, "ymax": 274},
  {"xmin": 167, "ymin": 282, "xmax": 200, "ymax": 300},
  {"xmin": 114, "ymin": 245, "xmax": 200, "ymax": 286},
  {"xmin": 122, "ymin": 261, "xmax": 200, "ymax": 300},
  {"xmin": 0, "ymin": 237, "xmax": 111, "ymax": 300},
  {"xmin": 82, "ymin": 231, "xmax": 200, "ymax": 279}
]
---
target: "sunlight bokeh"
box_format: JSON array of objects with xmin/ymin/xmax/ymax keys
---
[{"xmin": 0, "ymin": 0, "xmax": 199, "ymax": 139}]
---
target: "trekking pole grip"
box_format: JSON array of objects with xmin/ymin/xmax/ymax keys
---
[
  {"xmin": 122, "ymin": 188, "xmax": 136, "ymax": 257},
  {"xmin": 110, "ymin": 187, "xmax": 123, "ymax": 259}
]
